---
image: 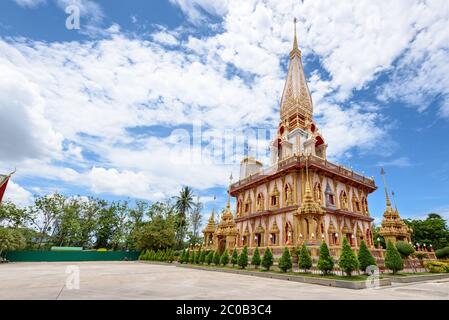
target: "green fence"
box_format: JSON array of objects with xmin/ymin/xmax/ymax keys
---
[{"xmin": 5, "ymin": 250, "xmax": 140, "ymax": 262}]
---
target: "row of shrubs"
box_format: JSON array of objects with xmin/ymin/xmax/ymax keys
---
[
  {"xmin": 180, "ymin": 238, "xmax": 388, "ymax": 276},
  {"xmin": 139, "ymin": 249, "xmax": 175, "ymax": 262}
]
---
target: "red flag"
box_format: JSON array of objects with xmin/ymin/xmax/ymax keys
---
[{"xmin": 0, "ymin": 175, "xmax": 10, "ymax": 203}]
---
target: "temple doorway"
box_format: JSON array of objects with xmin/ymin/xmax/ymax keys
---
[{"xmin": 218, "ymin": 238, "xmax": 226, "ymax": 254}]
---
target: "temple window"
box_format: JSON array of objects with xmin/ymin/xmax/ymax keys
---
[
  {"xmin": 325, "ymin": 183, "xmax": 336, "ymax": 207},
  {"xmin": 271, "ymin": 195, "xmax": 277, "ymax": 206},
  {"xmin": 270, "ymin": 233, "xmax": 277, "ymax": 245},
  {"xmin": 255, "ymin": 233, "xmax": 262, "ymax": 247},
  {"xmin": 256, "ymin": 193, "xmax": 264, "ymax": 211}
]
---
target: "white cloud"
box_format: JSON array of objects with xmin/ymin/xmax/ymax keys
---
[
  {"xmin": 4, "ymin": 180, "xmax": 33, "ymax": 207},
  {"xmin": 377, "ymin": 157, "xmax": 412, "ymax": 168},
  {"xmin": 14, "ymin": 0, "xmax": 46, "ymax": 8},
  {"xmin": 152, "ymin": 31, "xmax": 178, "ymax": 46}
]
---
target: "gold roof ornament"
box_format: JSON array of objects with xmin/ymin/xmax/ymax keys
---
[
  {"xmin": 269, "ymin": 220, "xmax": 280, "ymax": 233},
  {"xmin": 378, "ymin": 168, "xmax": 412, "ymax": 241},
  {"xmin": 203, "ymin": 208, "xmax": 217, "ymax": 234},
  {"xmin": 297, "ymin": 155, "xmax": 324, "ymax": 216},
  {"xmin": 215, "ymin": 174, "xmax": 238, "ymax": 237}
]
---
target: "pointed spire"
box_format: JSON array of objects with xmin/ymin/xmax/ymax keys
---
[
  {"xmin": 226, "ymin": 173, "xmax": 233, "ymax": 209},
  {"xmin": 380, "ymin": 167, "xmax": 392, "ymax": 208},
  {"xmin": 391, "ymin": 191, "xmax": 398, "ymax": 212},
  {"xmin": 293, "ymin": 17, "xmax": 298, "ymax": 51}
]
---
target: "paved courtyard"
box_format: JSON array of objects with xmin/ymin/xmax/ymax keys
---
[{"xmin": 0, "ymin": 261, "xmax": 448, "ymax": 300}]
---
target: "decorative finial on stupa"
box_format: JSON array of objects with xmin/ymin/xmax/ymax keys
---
[
  {"xmin": 226, "ymin": 173, "xmax": 233, "ymax": 209},
  {"xmin": 380, "ymin": 167, "xmax": 392, "ymax": 209},
  {"xmin": 293, "ymin": 17, "xmax": 298, "ymax": 50}
]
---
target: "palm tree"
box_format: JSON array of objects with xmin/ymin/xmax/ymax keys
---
[{"xmin": 175, "ymin": 186, "xmax": 194, "ymax": 248}]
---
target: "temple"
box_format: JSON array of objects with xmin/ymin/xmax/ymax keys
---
[
  {"xmin": 203, "ymin": 20, "xmax": 379, "ymax": 257},
  {"xmin": 0, "ymin": 171, "xmax": 13, "ymax": 203}
]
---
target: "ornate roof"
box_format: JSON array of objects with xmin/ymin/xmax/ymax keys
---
[{"xmin": 202, "ymin": 208, "xmax": 217, "ymax": 234}]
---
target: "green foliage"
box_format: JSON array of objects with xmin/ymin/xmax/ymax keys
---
[
  {"xmin": 195, "ymin": 248, "xmax": 201, "ymax": 264},
  {"xmin": 231, "ymin": 248, "xmax": 238, "ymax": 267},
  {"xmin": 185, "ymin": 250, "xmax": 190, "ymax": 264},
  {"xmin": 179, "ymin": 249, "xmax": 186, "ymax": 263},
  {"xmin": 206, "ymin": 250, "xmax": 214, "ymax": 265},
  {"xmin": 238, "ymin": 246, "xmax": 249, "ymax": 269},
  {"xmin": 175, "ymin": 187, "xmax": 195, "ymax": 249},
  {"xmin": 405, "ymin": 213, "xmax": 449, "ymax": 250},
  {"xmin": 261, "ymin": 247, "xmax": 273, "ymax": 271},
  {"xmin": 213, "ymin": 251, "xmax": 221, "ymax": 265},
  {"xmin": 424, "ymin": 261, "xmax": 449, "ymax": 273},
  {"xmin": 317, "ymin": 241, "xmax": 334, "ymax": 275},
  {"xmin": 138, "ymin": 248, "xmax": 174, "ymax": 262},
  {"xmin": 251, "ymin": 247, "xmax": 261, "ymax": 268},
  {"xmin": 357, "ymin": 240, "xmax": 376, "ymax": 273},
  {"xmin": 0, "ymin": 227, "xmax": 26, "ymax": 257},
  {"xmin": 297, "ymin": 244, "xmax": 312, "ymax": 272},
  {"xmin": 278, "ymin": 247, "xmax": 293, "ymax": 273},
  {"xmin": 395, "ymin": 241, "xmax": 415, "ymax": 258},
  {"xmin": 435, "ymin": 247, "xmax": 449, "ymax": 259},
  {"xmin": 338, "ymin": 237, "xmax": 359, "ymax": 276},
  {"xmin": 220, "ymin": 250, "xmax": 230, "ymax": 266},
  {"xmin": 384, "ymin": 240, "xmax": 404, "ymax": 274},
  {"xmin": 189, "ymin": 251, "xmax": 196, "ymax": 264},
  {"xmin": 199, "ymin": 249, "xmax": 207, "ymax": 264}
]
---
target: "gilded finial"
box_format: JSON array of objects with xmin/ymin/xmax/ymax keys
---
[
  {"xmin": 380, "ymin": 167, "xmax": 392, "ymax": 208},
  {"xmin": 226, "ymin": 173, "xmax": 233, "ymax": 208},
  {"xmin": 293, "ymin": 17, "xmax": 298, "ymax": 50}
]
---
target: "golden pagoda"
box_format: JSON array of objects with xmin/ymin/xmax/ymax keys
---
[{"xmin": 378, "ymin": 168, "xmax": 412, "ymax": 244}]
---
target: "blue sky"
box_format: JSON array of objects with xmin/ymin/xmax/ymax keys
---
[{"xmin": 1, "ymin": 0, "xmax": 449, "ymax": 225}]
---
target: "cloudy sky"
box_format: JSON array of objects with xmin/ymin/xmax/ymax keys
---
[{"xmin": 1, "ymin": 0, "xmax": 448, "ymax": 223}]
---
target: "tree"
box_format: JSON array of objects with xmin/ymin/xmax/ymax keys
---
[
  {"xmin": 175, "ymin": 186, "xmax": 194, "ymax": 248},
  {"xmin": 358, "ymin": 240, "xmax": 376, "ymax": 273},
  {"xmin": 206, "ymin": 250, "xmax": 214, "ymax": 265},
  {"xmin": 213, "ymin": 250, "xmax": 221, "ymax": 265},
  {"xmin": 251, "ymin": 247, "xmax": 261, "ymax": 268},
  {"xmin": 338, "ymin": 237, "xmax": 359, "ymax": 276},
  {"xmin": 278, "ymin": 247, "xmax": 292, "ymax": 273},
  {"xmin": 405, "ymin": 213, "xmax": 449, "ymax": 250},
  {"xmin": 435, "ymin": 247, "xmax": 449, "ymax": 260},
  {"xmin": 188, "ymin": 196, "xmax": 203, "ymax": 246},
  {"xmin": 238, "ymin": 246, "xmax": 249, "ymax": 269},
  {"xmin": 0, "ymin": 201, "xmax": 29, "ymax": 228},
  {"xmin": 134, "ymin": 212, "xmax": 176, "ymax": 251},
  {"xmin": 261, "ymin": 247, "xmax": 273, "ymax": 271},
  {"xmin": 180, "ymin": 249, "xmax": 187, "ymax": 263},
  {"xmin": 0, "ymin": 227, "xmax": 26, "ymax": 258},
  {"xmin": 231, "ymin": 248, "xmax": 238, "ymax": 267},
  {"xmin": 220, "ymin": 250, "xmax": 230, "ymax": 266},
  {"xmin": 297, "ymin": 244, "xmax": 312, "ymax": 273},
  {"xmin": 317, "ymin": 241, "xmax": 334, "ymax": 275},
  {"xmin": 385, "ymin": 240, "xmax": 404, "ymax": 274}
]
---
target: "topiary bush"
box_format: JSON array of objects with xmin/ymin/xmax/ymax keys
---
[
  {"xmin": 195, "ymin": 249, "xmax": 201, "ymax": 264},
  {"xmin": 435, "ymin": 247, "xmax": 449, "ymax": 260},
  {"xmin": 213, "ymin": 250, "xmax": 221, "ymax": 265},
  {"xmin": 185, "ymin": 250, "xmax": 190, "ymax": 264},
  {"xmin": 199, "ymin": 249, "xmax": 207, "ymax": 264},
  {"xmin": 338, "ymin": 237, "xmax": 359, "ymax": 276},
  {"xmin": 220, "ymin": 250, "xmax": 230, "ymax": 266},
  {"xmin": 261, "ymin": 247, "xmax": 273, "ymax": 271},
  {"xmin": 357, "ymin": 240, "xmax": 376, "ymax": 273},
  {"xmin": 395, "ymin": 241, "xmax": 415, "ymax": 258},
  {"xmin": 385, "ymin": 240, "xmax": 404, "ymax": 274},
  {"xmin": 251, "ymin": 247, "xmax": 261, "ymax": 269},
  {"xmin": 278, "ymin": 247, "xmax": 293, "ymax": 273},
  {"xmin": 231, "ymin": 248, "xmax": 238, "ymax": 267},
  {"xmin": 189, "ymin": 251, "xmax": 196, "ymax": 264},
  {"xmin": 317, "ymin": 241, "xmax": 334, "ymax": 275},
  {"xmin": 206, "ymin": 250, "xmax": 214, "ymax": 265},
  {"xmin": 238, "ymin": 246, "xmax": 249, "ymax": 269},
  {"xmin": 297, "ymin": 244, "xmax": 312, "ymax": 273}
]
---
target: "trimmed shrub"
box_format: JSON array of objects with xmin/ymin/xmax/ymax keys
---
[
  {"xmin": 189, "ymin": 251, "xmax": 196, "ymax": 264},
  {"xmin": 338, "ymin": 237, "xmax": 359, "ymax": 276},
  {"xmin": 297, "ymin": 244, "xmax": 312, "ymax": 272},
  {"xmin": 238, "ymin": 246, "xmax": 249, "ymax": 269},
  {"xmin": 195, "ymin": 249, "xmax": 201, "ymax": 264},
  {"xmin": 395, "ymin": 241, "xmax": 415, "ymax": 258},
  {"xmin": 278, "ymin": 247, "xmax": 293, "ymax": 273},
  {"xmin": 424, "ymin": 261, "xmax": 449, "ymax": 273},
  {"xmin": 385, "ymin": 240, "xmax": 404, "ymax": 274},
  {"xmin": 435, "ymin": 247, "xmax": 449, "ymax": 260},
  {"xmin": 317, "ymin": 241, "xmax": 334, "ymax": 275},
  {"xmin": 357, "ymin": 240, "xmax": 376, "ymax": 273},
  {"xmin": 199, "ymin": 250, "xmax": 207, "ymax": 264},
  {"xmin": 220, "ymin": 250, "xmax": 230, "ymax": 266},
  {"xmin": 251, "ymin": 247, "xmax": 261, "ymax": 268},
  {"xmin": 138, "ymin": 249, "xmax": 147, "ymax": 260},
  {"xmin": 213, "ymin": 251, "xmax": 221, "ymax": 265},
  {"xmin": 185, "ymin": 250, "xmax": 190, "ymax": 264},
  {"xmin": 261, "ymin": 247, "xmax": 273, "ymax": 271},
  {"xmin": 206, "ymin": 250, "xmax": 214, "ymax": 265},
  {"xmin": 231, "ymin": 248, "xmax": 238, "ymax": 267}
]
